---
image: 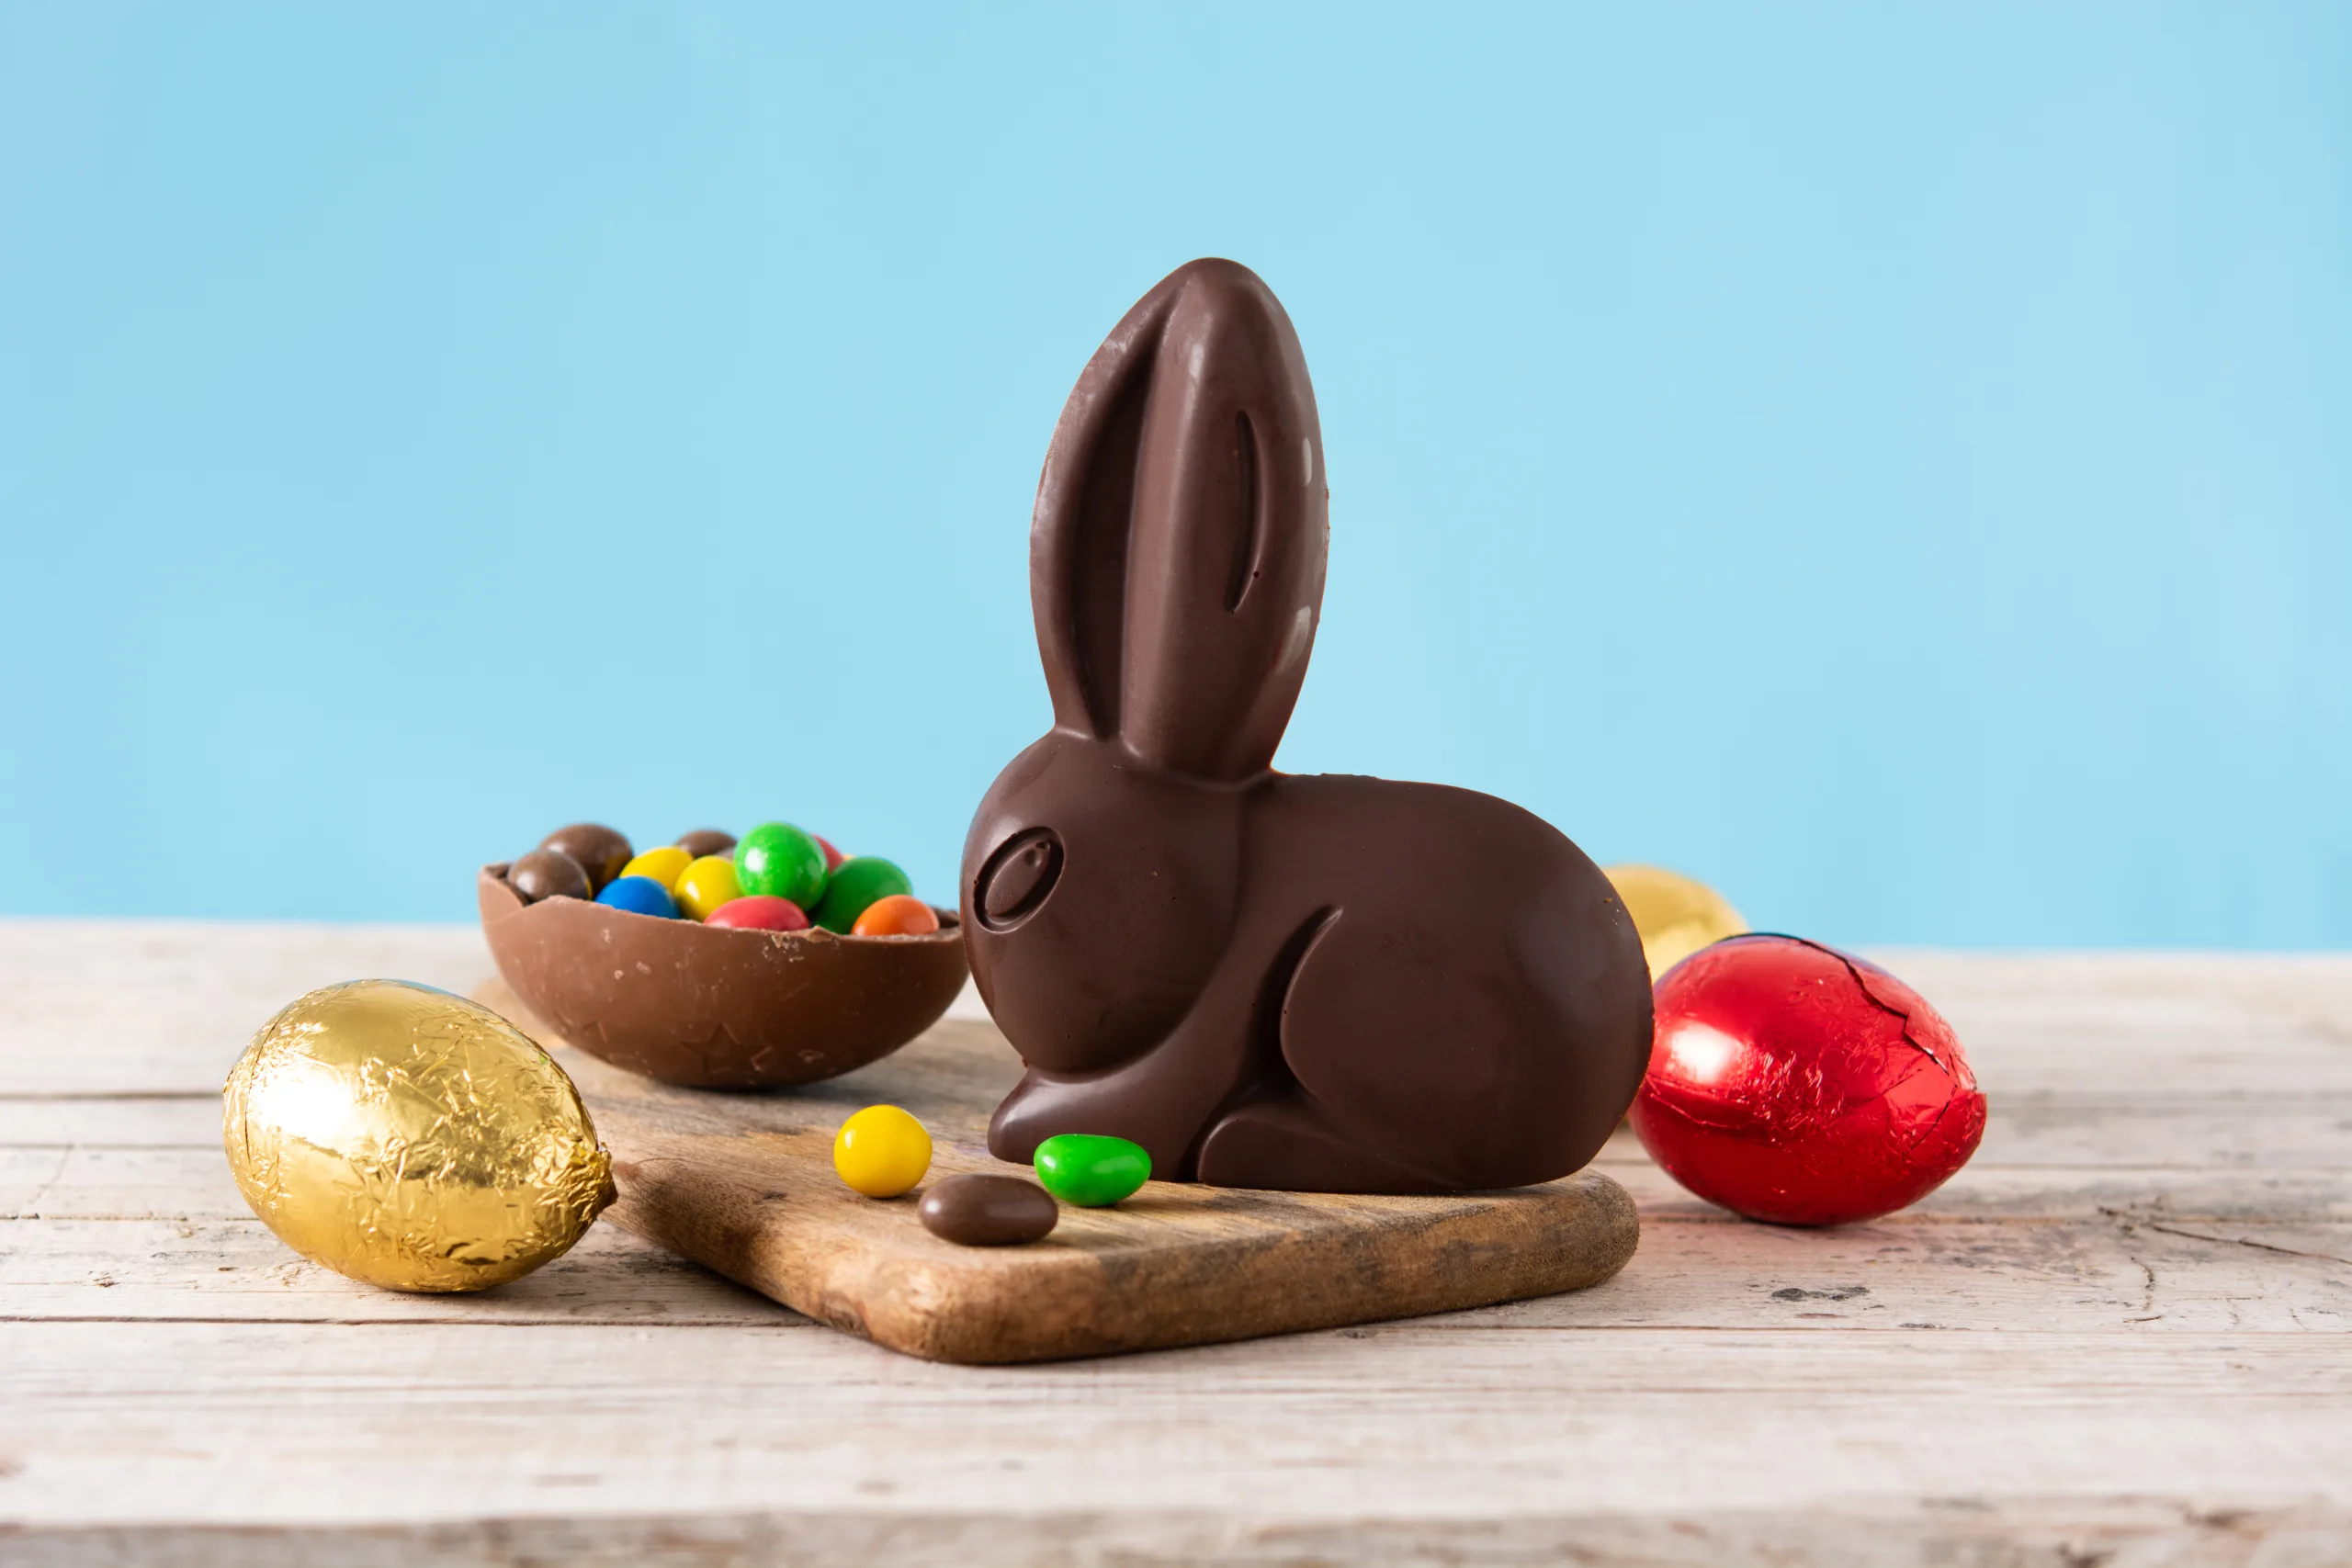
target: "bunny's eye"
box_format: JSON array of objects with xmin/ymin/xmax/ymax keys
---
[{"xmin": 977, "ymin": 829, "xmax": 1063, "ymax": 931}]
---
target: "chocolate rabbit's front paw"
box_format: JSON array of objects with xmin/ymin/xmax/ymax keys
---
[{"xmin": 985, "ymin": 1060, "xmax": 1217, "ymax": 1177}]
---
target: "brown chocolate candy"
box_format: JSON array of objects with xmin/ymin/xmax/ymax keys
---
[
  {"xmin": 506, "ymin": 848, "xmax": 591, "ymax": 905},
  {"xmin": 957, "ymin": 259, "xmax": 1653, "ymax": 1196},
  {"xmin": 538, "ymin": 823, "xmax": 632, "ymax": 891},
  {"xmin": 674, "ymin": 829, "xmax": 736, "ymax": 860},
  {"xmin": 918, "ymin": 1173, "xmax": 1058, "ymax": 1247}
]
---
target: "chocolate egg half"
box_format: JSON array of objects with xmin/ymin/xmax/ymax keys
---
[{"xmin": 479, "ymin": 865, "xmax": 968, "ymax": 1089}]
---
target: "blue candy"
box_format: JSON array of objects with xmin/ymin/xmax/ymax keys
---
[{"xmin": 595, "ymin": 874, "xmax": 678, "ymax": 919}]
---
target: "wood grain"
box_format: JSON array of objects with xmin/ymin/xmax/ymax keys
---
[
  {"xmin": 472, "ymin": 977, "xmax": 1639, "ymax": 1363},
  {"xmin": 6, "ymin": 1322, "xmax": 2350, "ymax": 1567},
  {"xmin": 3, "ymin": 922, "xmax": 2348, "ymax": 1565}
]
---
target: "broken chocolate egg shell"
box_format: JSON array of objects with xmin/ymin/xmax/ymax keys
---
[{"xmin": 478, "ymin": 865, "xmax": 968, "ymax": 1089}]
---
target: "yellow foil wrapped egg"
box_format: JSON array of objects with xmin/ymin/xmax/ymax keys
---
[
  {"xmin": 1603, "ymin": 864, "xmax": 1748, "ymax": 981},
  {"xmin": 222, "ymin": 978, "xmax": 615, "ymax": 1292}
]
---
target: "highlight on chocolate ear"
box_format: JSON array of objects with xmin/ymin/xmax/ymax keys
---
[
  {"xmin": 1029, "ymin": 278, "xmax": 1177, "ymax": 742},
  {"xmin": 1114, "ymin": 260, "xmax": 1329, "ymax": 780},
  {"xmin": 1026, "ymin": 261, "xmax": 1328, "ymax": 772}
]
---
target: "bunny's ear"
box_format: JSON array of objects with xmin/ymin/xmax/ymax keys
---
[
  {"xmin": 1119, "ymin": 260, "xmax": 1329, "ymax": 780},
  {"xmin": 1030, "ymin": 258, "xmax": 1329, "ymax": 775},
  {"xmin": 1029, "ymin": 273, "xmax": 1183, "ymax": 739}
]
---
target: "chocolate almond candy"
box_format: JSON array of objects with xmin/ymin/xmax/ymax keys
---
[
  {"xmin": 958, "ymin": 259, "xmax": 1653, "ymax": 1195},
  {"xmin": 918, "ymin": 1173, "xmax": 1058, "ymax": 1247},
  {"xmin": 538, "ymin": 823, "xmax": 633, "ymax": 892},
  {"xmin": 674, "ymin": 828, "xmax": 736, "ymax": 860},
  {"xmin": 507, "ymin": 849, "xmax": 591, "ymax": 905}
]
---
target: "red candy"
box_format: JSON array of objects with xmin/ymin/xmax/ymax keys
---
[
  {"xmin": 1629, "ymin": 935, "xmax": 1985, "ymax": 1225},
  {"xmin": 816, "ymin": 835, "xmax": 845, "ymax": 872},
  {"xmin": 705, "ymin": 896, "xmax": 810, "ymax": 932}
]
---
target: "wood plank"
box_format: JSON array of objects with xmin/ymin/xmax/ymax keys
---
[
  {"xmin": 6, "ymin": 923, "xmax": 2347, "ymax": 1099},
  {"xmin": 0, "ymin": 920, "xmax": 989, "ymax": 1097},
  {"xmin": 11, "ymin": 1501, "xmax": 2352, "ymax": 1568},
  {"xmin": 0, "ymin": 920, "xmax": 495, "ymax": 1096},
  {"xmin": 0, "ymin": 1094, "xmax": 223, "ymax": 1147},
  {"xmin": 1598, "ymin": 1156, "xmax": 2352, "ymax": 1221},
  {"xmin": 1965, "ymin": 1096, "xmax": 2352, "ymax": 1168},
  {"xmin": 3, "ymin": 924, "xmax": 2347, "ymax": 1562},
  {"xmin": 470, "ymin": 982, "xmax": 1637, "ymax": 1364},
  {"xmin": 10, "ymin": 1140, "xmax": 2345, "ymax": 1225},
  {"xmin": 0, "ymin": 1220, "xmax": 797, "ymax": 1326},
  {"xmin": 10, "ymin": 1086, "xmax": 2352, "ymax": 1168},
  {"xmin": 6, "ymin": 1209, "xmax": 2345, "ymax": 1335},
  {"xmin": 1880, "ymin": 949, "xmax": 2352, "ymax": 1034},
  {"xmin": 2, "ymin": 1321, "xmax": 2346, "ymax": 1563}
]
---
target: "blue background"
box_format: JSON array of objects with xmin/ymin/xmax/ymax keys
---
[{"xmin": 3, "ymin": 4, "xmax": 2346, "ymax": 947}]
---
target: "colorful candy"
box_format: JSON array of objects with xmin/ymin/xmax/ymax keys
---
[
  {"xmin": 705, "ymin": 895, "xmax": 809, "ymax": 931},
  {"xmin": 514, "ymin": 821, "xmax": 934, "ymax": 936},
  {"xmin": 736, "ymin": 822, "xmax": 829, "ymax": 908},
  {"xmin": 833, "ymin": 1104, "xmax": 933, "ymax": 1197},
  {"xmin": 674, "ymin": 828, "xmax": 737, "ymax": 861},
  {"xmin": 537, "ymin": 823, "xmax": 633, "ymax": 891},
  {"xmin": 620, "ymin": 845, "xmax": 693, "ymax": 891},
  {"xmin": 852, "ymin": 894, "xmax": 940, "ymax": 937},
  {"xmin": 811, "ymin": 855, "xmax": 914, "ymax": 933},
  {"xmin": 1034, "ymin": 1134, "xmax": 1150, "ymax": 1207},
  {"xmin": 595, "ymin": 874, "xmax": 678, "ymax": 919},
  {"xmin": 918, "ymin": 1173, "xmax": 1058, "ymax": 1246},
  {"xmin": 673, "ymin": 854, "xmax": 743, "ymax": 921},
  {"xmin": 507, "ymin": 848, "xmax": 591, "ymax": 905}
]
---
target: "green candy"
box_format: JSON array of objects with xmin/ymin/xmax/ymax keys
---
[
  {"xmin": 811, "ymin": 855, "xmax": 914, "ymax": 933},
  {"xmin": 1034, "ymin": 1134, "xmax": 1150, "ymax": 1207},
  {"xmin": 734, "ymin": 822, "xmax": 828, "ymax": 908}
]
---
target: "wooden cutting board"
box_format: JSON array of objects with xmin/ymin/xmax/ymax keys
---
[{"xmin": 476, "ymin": 976, "xmax": 1639, "ymax": 1364}]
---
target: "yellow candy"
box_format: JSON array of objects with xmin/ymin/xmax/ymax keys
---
[
  {"xmin": 620, "ymin": 845, "xmax": 693, "ymax": 891},
  {"xmin": 833, "ymin": 1104, "xmax": 933, "ymax": 1198},
  {"xmin": 673, "ymin": 854, "xmax": 742, "ymax": 921},
  {"xmin": 1603, "ymin": 864, "xmax": 1748, "ymax": 980}
]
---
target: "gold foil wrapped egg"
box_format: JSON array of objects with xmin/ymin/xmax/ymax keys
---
[
  {"xmin": 1604, "ymin": 864, "xmax": 1748, "ymax": 980},
  {"xmin": 222, "ymin": 979, "xmax": 615, "ymax": 1292}
]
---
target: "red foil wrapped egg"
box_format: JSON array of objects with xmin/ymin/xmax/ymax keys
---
[{"xmin": 1629, "ymin": 935, "xmax": 1986, "ymax": 1225}]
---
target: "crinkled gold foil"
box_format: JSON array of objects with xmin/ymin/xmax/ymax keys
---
[
  {"xmin": 1602, "ymin": 863, "xmax": 1748, "ymax": 980},
  {"xmin": 222, "ymin": 978, "xmax": 615, "ymax": 1292}
]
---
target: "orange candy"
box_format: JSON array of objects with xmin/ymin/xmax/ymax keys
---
[{"xmin": 851, "ymin": 894, "xmax": 940, "ymax": 937}]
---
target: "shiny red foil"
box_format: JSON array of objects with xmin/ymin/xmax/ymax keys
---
[{"xmin": 1629, "ymin": 935, "xmax": 1985, "ymax": 1225}]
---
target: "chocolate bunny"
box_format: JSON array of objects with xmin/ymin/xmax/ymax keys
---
[{"xmin": 960, "ymin": 259, "xmax": 1652, "ymax": 1194}]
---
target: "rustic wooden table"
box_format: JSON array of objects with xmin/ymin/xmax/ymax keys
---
[{"xmin": 2, "ymin": 921, "xmax": 2346, "ymax": 1566}]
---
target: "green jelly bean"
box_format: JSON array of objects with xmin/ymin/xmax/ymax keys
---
[
  {"xmin": 1034, "ymin": 1134, "xmax": 1151, "ymax": 1207},
  {"xmin": 811, "ymin": 854, "xmax": 913, "ymax": 933},
  {"xmin": 735, "ymin": 822, "xmax": 828, "ymax": 908}
]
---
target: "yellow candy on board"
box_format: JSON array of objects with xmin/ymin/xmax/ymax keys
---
[
  {"xmin": 620, "ymin": 844, "xmax": 693, "ymax": 891},
  {"xmin": 1602, "ymin": 864, "xmax": 1748, "ymax": 980},
  {"xmin": 673, "ymin": 854, "xmax": 743, "ymax": 921},
  {"xmin": 833, "ymin": 1104, "xmax": 933, "ymax": 1198}
]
